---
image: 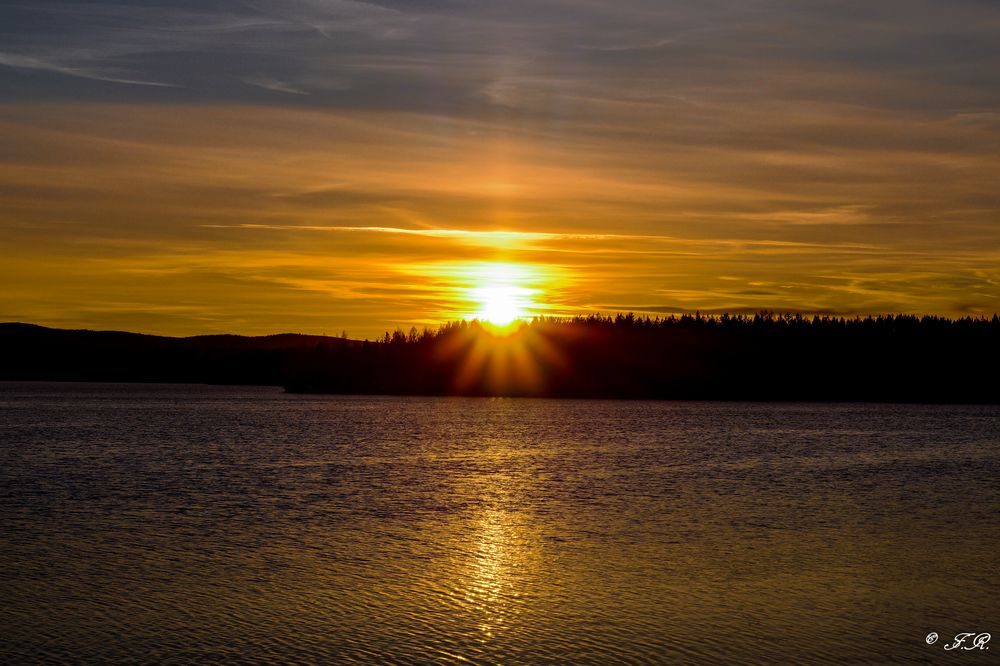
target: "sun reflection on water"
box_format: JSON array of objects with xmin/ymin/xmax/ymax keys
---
[
  {"xmin": 468, "ymin": 507, "xmax": 511, "ymax": 641},
  {"xmin": 448, "ymin": 436, "xmax": 543, "ymax": 651}
]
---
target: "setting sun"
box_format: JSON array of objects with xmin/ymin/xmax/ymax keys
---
[
  {"xmin": 403, "ymin": 260, "xmax": 556, "ymax": 330},
  {"xmin": 469, "ymin": 264, "xmax": 540, "ymax": 328},
  {"xmin": 474, "ymin": 284, "xmax": 530, "ymax": 326}
]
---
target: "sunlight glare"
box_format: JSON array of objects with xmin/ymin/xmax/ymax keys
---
[
  {"xmin": 400, "ymin": 259, "xmax": 561, "ymax": 331},
  {"xmin": 469, "ymin": 264, "xmax": 540, "ymax": 328},
  {"xmin": 474, "ymin": 284, "xmax": 530, "ymax": 326}
]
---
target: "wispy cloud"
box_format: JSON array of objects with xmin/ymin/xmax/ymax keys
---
[
  {"xmin": 199, "ymin": 223, "xmax": 656, "ymax": 242},
  {"xmin": 0, "ymin": 52, "xmax": 176, "ymax": 87},
  {"xmin": 241, "ymin": 76, "xmax": 309, "ymax": 95},
  {"xmin": 575, "ymin": 38, "xmax": 673, "ymax": 52}
]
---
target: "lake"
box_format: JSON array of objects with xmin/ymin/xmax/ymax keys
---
[{"xmin": 1, "ymin": 382, "xmax": 997, "ymax": 663}]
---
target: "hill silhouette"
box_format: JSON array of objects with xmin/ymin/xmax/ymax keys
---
[
  {"xmin": 2, "ymin": 313, "xmax": 998, "ymax": 403},
  {"xmin": 0, "ymin": 323, "xmax": 355, "ymax": 386}
]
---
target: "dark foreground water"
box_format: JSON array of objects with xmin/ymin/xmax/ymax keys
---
[{"xmin": 1, "ymin": 383, "xmax": 997, "ymax": 664}]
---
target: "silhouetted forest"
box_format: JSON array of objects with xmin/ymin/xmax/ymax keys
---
[{"xmin": 2, "ymin": 313, "xmax": 999, "ymax": 402}]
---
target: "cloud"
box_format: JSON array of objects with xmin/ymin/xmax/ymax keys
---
[
  {"xmin": 575, "ymin": 38, "xmax": 673, "ymax": 52},
  {"xmin": 0, "ymin": 52, "xmax": 176, "ymax": 87},
  {"xmin": 242, "ymin": 76, "xmax": 309, "ymax": 95},
  {"xmin": 4, "ymin": 0, "xmax": 997, "ymax": 115}
]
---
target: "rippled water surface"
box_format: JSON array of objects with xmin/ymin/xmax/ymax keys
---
[{"xmin": 1, "ymin": 383, "xmax": 998, "ymax": 664}]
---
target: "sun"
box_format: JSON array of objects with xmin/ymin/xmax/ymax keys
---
[
  {"xmin": 402, "ymin": 259, "xmax": 554, "ymax": 331},
  {"xmin": 475, "ymin": 284, "xmax": 529, "ymax": 326},
  {"xmin": 468, "ymin": 264, "xmax": 539, "ymax": 328}
]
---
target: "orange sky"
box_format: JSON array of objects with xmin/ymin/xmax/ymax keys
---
[{"xmin": 2, "ymin": 2, "xmax": 999, "ymax": 337}]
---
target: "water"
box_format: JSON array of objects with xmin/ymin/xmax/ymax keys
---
[{"xmin": 1, "ymin": 382, "xmax": 997, "ymax": 664}]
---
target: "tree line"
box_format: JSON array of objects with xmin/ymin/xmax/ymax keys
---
[{"xmin": 283, "ymin": 313, "xmax": 1000, "ymax": 402}]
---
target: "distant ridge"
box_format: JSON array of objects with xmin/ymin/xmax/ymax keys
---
[
  {"xmin": 2, "ymin": 315, "xmax": 999, "ymax": 403},
  {"xmin": 0, "ymin": 322, "xmax": 352, "ymax": 348},
  {"xmin": 0, "ymin": 322, "xmax": 356, "ymax": 386}
]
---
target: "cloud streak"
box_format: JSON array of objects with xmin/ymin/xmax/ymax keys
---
[{"xmin": 0, "ymin": 52, "xmax": 176, "ymax": 87}]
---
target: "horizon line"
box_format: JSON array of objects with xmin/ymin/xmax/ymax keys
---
[{"xmin": 3, "ymin": 310, "xmax": 998, "ymax": 341}]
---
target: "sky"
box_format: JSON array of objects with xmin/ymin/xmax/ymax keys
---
[{"xmin": 1, "ymin": 0, "xmax": 999, "ymax": 338}]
